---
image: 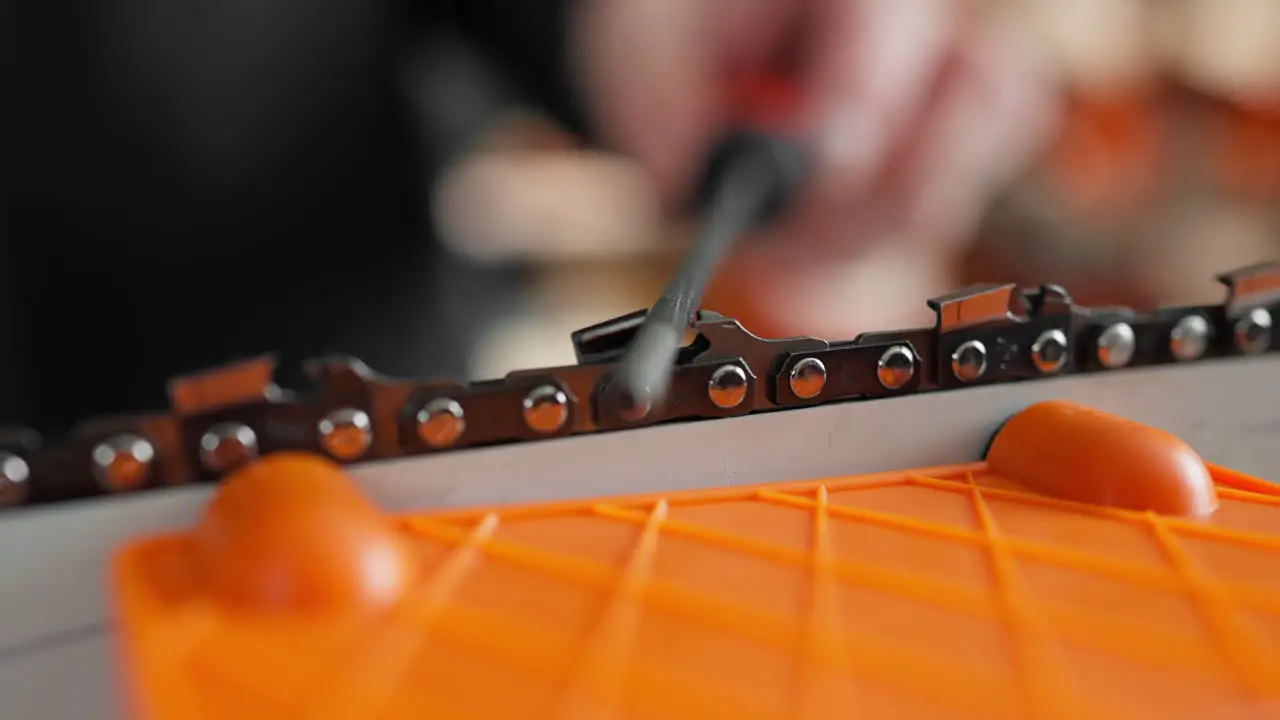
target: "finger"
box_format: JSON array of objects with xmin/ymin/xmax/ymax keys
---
[
  {"xmin": 433, "ymin": 149, "xmax": 663, "ymax": 262},
  {"xmin": 570, "ymin": 0, "xmax": 720, "ymax": 202},
  {"xmin": 805, "ymin": 0, "xmax": 964, "ymax": 192},
  {"xmin": 901, "ymin": 19, "xmax": 1062, "ymax": 248},
  {"xmin": 962, "ymin": 13, "xmax": 1062, "ymax": 190}
]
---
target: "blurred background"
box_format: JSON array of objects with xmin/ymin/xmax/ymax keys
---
[
  {"xmin": 8, "ymin": 0, "xmax": 1280, "ymax": 433},
  {"xmin": 454, "ymin": 0, "xmax": 1280, "ymax": 377}
]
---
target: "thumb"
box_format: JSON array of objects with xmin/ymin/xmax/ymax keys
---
[
  {"xmin": 570, "ymin": 0, "xmax": 721, "ymax": 203},
  {"xmin": 805, "ymin": 0, "xmax": 962, "ymax": 194}
]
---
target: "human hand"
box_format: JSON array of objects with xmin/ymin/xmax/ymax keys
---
[
  {"xmin": 568, "ymin": 0, "xmax": 1062, "ymax": 338},
  {"xmin": 573, "ymin": 0, "xmax": 1058, "ymax": 254}
]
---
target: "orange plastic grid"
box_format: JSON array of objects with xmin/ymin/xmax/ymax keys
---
[{"xmin": 114, "ymin": 460, "xmax": 1280, "ymax": 720}]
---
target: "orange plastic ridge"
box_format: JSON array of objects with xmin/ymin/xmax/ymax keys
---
[
  {"xmin": 114, "ymin": 456, "xmax": 1280, "ymax": 720},
  {"xmin": 1212, "ymin": 464, "xmax": 1280, "ymax": 497},
  {"xmin": 986, "ymin": 400, "xmax": 1220, "ymax": 517}
]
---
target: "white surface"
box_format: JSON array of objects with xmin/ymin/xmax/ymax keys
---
[
  {"xmin": 1, "ymin": 356, "xmax": 1278, "ymax": 718},
  {"xmin": 0, "ymin": 631, "xmax": 119, "ymax": 719}
]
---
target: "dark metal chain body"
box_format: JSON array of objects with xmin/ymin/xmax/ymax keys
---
[{"xmin": 0, "ymin": 262, "xmax": 1276, "ymax": 510}]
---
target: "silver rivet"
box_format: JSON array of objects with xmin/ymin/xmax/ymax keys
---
[
  {"xmin": 616, "ymin": 393, "xmax": 651, "ymax": 423},
  {"xmin": 0, "ymin": 452, "xmax": 30, "ymax": 506},
  {"xmin": 91, "ymin": 434, "xmax": 155, "ymax": 491},
  {"xmin": 1031, "ymin": 328, "xmax": 1069, "ymax": 374},
  {"xmin": 708, "ymin": 364, "xmax": 748, "ymax": 409},
  {"xmin": 876, "ymin": 345, "xmax": 915, "ymax": 390},
  {"xmin": 951, "ymin": 340, "xmax": 988, "ymax": 382},
  {"xmin": 199, "ymin": 422, "xmax": 258, "ymax": 473},
  {"xmin": 1170, "ymin": 314, "xmax": 1210, "ymax": 361},
  {"xmin": 317, "ymin": 408, "xmax": 372, "ymax": 461},
  {"xmin": 1234, "ymin": 307, "xmax": 1272, "ymax": 355},
  {"xmin": 523, "ymin": 385, "xmax": 569, "ymax": 434},
  {"xmin": 416, "ymin": 398, "xmax": 466, "ymax": 448},
  {"xmin": 1097, "ymin": 322, "xmax": 1135, "ymax": 369},
  {"xmin": 788, "ymin": 357, "xmax": 827, "ymax": 400}
]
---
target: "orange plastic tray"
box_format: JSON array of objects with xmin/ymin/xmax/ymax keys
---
[{"xmin": 113, "ymin": 456, "xmax": 1280, "ymax": 719}]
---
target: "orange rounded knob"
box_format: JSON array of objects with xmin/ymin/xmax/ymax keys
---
[
  {"xmin": 986, "ymin": 401, "xmax": 1218, "ymax": 517},
  {"xmin": 195, "ymin": 452, "xmax": 414, "ymax": 614}
]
